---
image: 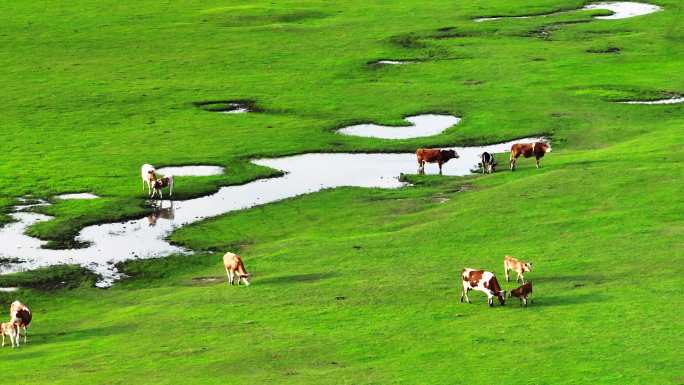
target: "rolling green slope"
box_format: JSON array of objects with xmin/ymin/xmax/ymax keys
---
[{"xmin": 0, "ymin": 0, "xmax": 682, "ymax": 383}]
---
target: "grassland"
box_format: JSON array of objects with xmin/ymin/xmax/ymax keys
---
[{"xmin": 0, "ymin": 0, "xmax": 682, "ymax": 383}]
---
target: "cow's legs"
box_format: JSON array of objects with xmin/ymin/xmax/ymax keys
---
[
  {"xmin": 438, "ymin": 162, "xmax": 443, "ymax": 175},
  {"xmin": 461, "ymin": 285, "xmax": 471, "ymax": 303},
  {"xmin": 536, "ymin": 157, "xmax": 541, "ymax": 168},
  {"xmin": 225, "ymin": 268, "xmax": 232, "ymax": 285},
  {"xmin": 487, "ymin": 293, "xmax": 494, "ymax": 307},
  {"xmin": 510, "ymin": 158, "xmax": 516, "ymax": 171},
  {"xmin": 2, "ymin": 333, "xmax": 4, "ymax": 347},
  {"xmin": 505, "ymin": 267, "xmax": 510, "ymax": 282}
]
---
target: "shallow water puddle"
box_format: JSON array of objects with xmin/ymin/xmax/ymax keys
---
[
  {"xmin": 619, "ymin": 97, "xmax": 684, "ymax": 105},
  {"xmin": 337, "ymin": 114, "xmax": 461, "ymax": 139},
  {"xmin": 581, "ymin": 2, "xmax": 661, "ymax": 19},
  {"xmin": 156, "ymin": 165, "xmax": 225, "ymax": 177},
  {"xmin": 0, "ymin": 137, "xmax": 544, "ymax": 286},
  {"xmin": 374, "ymin": 60, "xmax": 413, "ymax": 65},
  {"xmin": 474, "ymin": 1, "xmax": 661, "ymax": 22},
  {"xmin": 57, "ymin": 193, "xmax": 100, "ymax": 200}
]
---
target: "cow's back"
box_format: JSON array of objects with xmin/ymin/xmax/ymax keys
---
[{"xmin": 416, "ymin": 148, "xmax": 440, "ymax": 162}]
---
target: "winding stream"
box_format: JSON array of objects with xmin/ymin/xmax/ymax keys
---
[{"xmin": 0, "ymin": 138, "xmax": 544, "ymax": 286}]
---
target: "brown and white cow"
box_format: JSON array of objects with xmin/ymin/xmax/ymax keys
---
[
  {"xmin": 151, "ymin": 176, "xmax": 174, "ymax": 199},
  {"xmin": 460, "ymin": 268, "xmax": 506, "ymax": 306},
  {"xmin": 10, "ymin": 300, "xmax": 31, "ymax": 344},
  {"xmin": 509, "ymin": 142, "xmax": 551, "ymax": 170},
  {"xmin": 416, "ymin": 148, "xmax": 459, "ymax": 175},
  {"xmin": 223, "ymin": 252, "xmax": 251, "ymax": 286},
  {"xmin": 503, "ymin": 255, "xmax": 532, "ymax": 283},
  {"xmin": 0, "ymin": 322, "xmax": 19, "ymax": 348},
  {"xmin": 508, "ymin": 282, "xmax": 533, "ymax": 307}
]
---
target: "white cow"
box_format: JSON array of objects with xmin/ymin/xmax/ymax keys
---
[{"xmin": 141, "ymin": 164, "xmax": 157, "ymax": 195}]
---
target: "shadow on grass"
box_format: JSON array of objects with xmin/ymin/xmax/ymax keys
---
[
  {"xmin": 257, "ymin": 272, "xmax": 336, "ymax": 285},
  {"xmin": 527, "ymin": 293, "xmax": 607, "ymax": 308},
  {"xmin": 532, "ymin": 274, "xmax": 607, "ymax": 286},
  {"xmin": 54, "ymin": 324, "xmax": 130, "ymax": 342}
]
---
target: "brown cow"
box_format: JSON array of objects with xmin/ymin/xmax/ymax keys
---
[
  {"xmin": 509, "ymin": 282, "xmax": 533, "ymax": 307},
  {"xmin": 416, "ymin": 148, "xmax": 459, "ymax": 175},
  {"xmin": 460, "ymin": 268, "xmax": 506, "ymax": 307},
  {"xmin": 504, "ymin": 255, "xmax": 532, "ymax": 283},
  {"xmin": 509, "ymin": 142, "xmax": 551, "ymax": 170},
  {"xmin": 223, "ymin": 252, "xmax": 251, "ymax": 286}
]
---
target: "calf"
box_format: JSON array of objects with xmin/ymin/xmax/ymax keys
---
[
  {"xmin": 10, "ymin": 300, "xmax": 31, "ymax": 344},
  {"xmin": 504, "ymin": 255, "xmax": 532, "ymax": 283},
  {"xmin": 416, "ymin": 148, "xmax": 459, "ymax": 175},
  {"xmin": 460, "ymin": 268, "xmax": 506, "ymax": 307},
  {"xmin": 141, "ymin": 164, "xmax": 157, "ymax": 194},
  {"xmin": 509, "ymin": 142, "xmax": 551, "ymax": 170},
  {"xmin": 480, "ymin": 151, "xmax": 497, "ymax": 174},
  {"xmin": 151, "ymin": 176, "xmax": 174, "ymax": 199},
  {"xmin": 509, "ymin": 282, "xmax": 533, "ymax": 307},
  {"xmin": 1, "ymin": 322, "xmax": 19, "ymax": 348},
  {"xmin": 223, "ymin": 252, "xmax": 251, "ymax": 286}
]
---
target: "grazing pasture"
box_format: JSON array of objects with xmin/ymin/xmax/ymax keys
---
[{"xmin": 0, "ymin": 0, "xmax": 682, "ymax": 384}]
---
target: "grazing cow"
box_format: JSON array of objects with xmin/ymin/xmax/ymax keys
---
[
  {"xmin": 416, "ymin": 148, "xmax": 459, "ymax": 174},
  {"xmin": 150, "ymin": 176, "xmax": 174, "ymax": 199},
  {"xmin": 0, "ymin": 322, "xmax": 19, "ymax": 348},
  {"xmin": 509, "ymin": 142, "xmax": 551, "ymax": 170},
  {"xmin": 223, "ymin": 252, "xmax": 251, "ymax": 286},
  {"xmin": 141, "ymin": 164, "xmax": 157, "ymax": 194},
  {"xmin": 460, "ymin": 268, "xmax": 506, "ymax": 307},
  {"xmin": 10, "ymin": 300, "xmax": 31, "ymax": 344},
  {"xmin": 504, "ymin": 255, "xmax": 532, "ymax": 283},
  {"xmin": 509, "ymin": 282, "xmax": 533, "ymax": 307},
  {"xmin": 480, "ymin": 151, "xmax": 497, "ymax": 174}
]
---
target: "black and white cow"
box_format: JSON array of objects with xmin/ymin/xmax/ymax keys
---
[{"xmin": 480, "ymin": 152, "xmax": 497, "ymax": 174}]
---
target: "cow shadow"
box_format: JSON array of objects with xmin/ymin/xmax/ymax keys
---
[
  {"xmin": 529, "ymin": 274, "xmax": 607, "ymax": 286},
  {"xmin": 52, "ymin": 324, "xmax": 130, "ymax": 343},
  {"xmin": 256, "ymin": 272, "xmax": 336, "ymax": 285},
  {"xmin": 524, "ymin": 293, "xmax": 607, "ymax": 308}
]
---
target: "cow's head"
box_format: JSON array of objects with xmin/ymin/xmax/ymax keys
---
[
  {"xmin": 240, "ymin": 273, "xmax": 251, "ymax": 286},
  {"xmin": 538, "ymin": 142, "xmax": 551, "ymax": 153},
  {"xmin": 441, "ymin": 149, "xmax": 459, "ymax": 160},
  {"xmin": 523, "ymin": 262, "xmax": 532, "ymax": 272}
]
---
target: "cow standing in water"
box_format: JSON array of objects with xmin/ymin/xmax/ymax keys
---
[
  {"xmin": 460, "ymin": 268, "xmax": 506, "ymax": 307},
  {"xmin": 509, "ymin": 142, "xmax": 551, "ymax": 170},
  {"xmin": 223, "ymin": 252, "xmax": 251, "ymax": 286},
  {"xmin": 416, "ymin": 148, "xmax": 459, "ymax": 175}
]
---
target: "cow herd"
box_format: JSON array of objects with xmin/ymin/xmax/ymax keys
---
[
  {"xmin": 462, "ymin": 256, "xmax": 534, "ymax": 307},
  {"xmin": 416, "ymin": 141, "xmax": 551, "ymax": 175}
]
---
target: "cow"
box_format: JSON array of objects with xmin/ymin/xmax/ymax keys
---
[
  {"xmin": 0, "ymin": 322, "xmax": 19, "ymax": 348},
  {"xmin": 150, "ymin": 176, "xmax": 174, "ymax": 199},
  {"xmin": 509, "ymin": 142, "xmax": 551, "ymax": 170},
  {"xmin": 504, "ymin": 255, "xmax": 532, "ymax": 283},
  {"xmin": 223, "ymin": 252, "xmax": 251, "ymax": 286},
  {"xmin": 508, "ymin": 282, "xmax": 533, "ymax": 307},
  {"xmin": 460, "ymin": 268, "xmax": 506, "ymax": 306},
  {"xmin": 416, "ymin": 148, "xmax": 459, "ymax": 175},
  {"xmin": 480, "ymin": 151, "xmax": 497, "ymax": 174},
  {"xmin": 141, "ymin": 164, "xmax": 157, "ymax": 194},
  {"xmin": 10, "ymin": 300, "xmax": 31, "ymax": 344}
]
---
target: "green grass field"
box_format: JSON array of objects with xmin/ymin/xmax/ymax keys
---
[{"xmin": 1, "ymin": 0, "xmax": 683, "ymax": 383}]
